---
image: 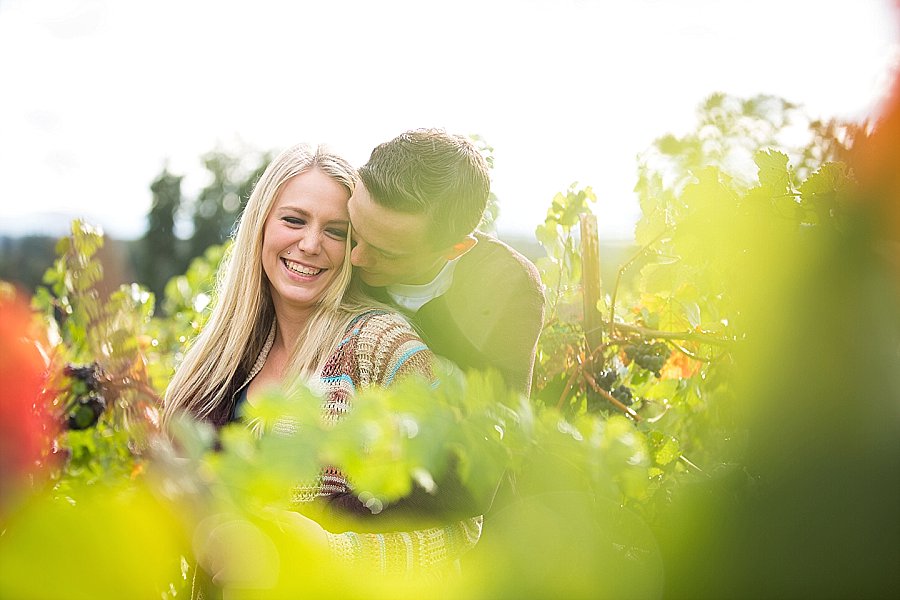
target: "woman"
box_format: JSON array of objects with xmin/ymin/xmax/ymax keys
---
[{"xmin": 163, "ymin": 143, "xmax": 481, "ymax": 578}]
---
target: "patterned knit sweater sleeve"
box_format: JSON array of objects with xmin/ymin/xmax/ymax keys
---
[
  {"xmin": 316, "ymin": 310, "xmax": 483, "ymax": 574},
  {"xmin": 347, "ymin": 310, "xmax": 433, "ymax": 389},
  {"xmin": 326, "ymin": 514, "xmax": 484, "ymax": 575},
  {"xmin": 317, "ymin": 310, "xmax": 432, "ymax": 423}
]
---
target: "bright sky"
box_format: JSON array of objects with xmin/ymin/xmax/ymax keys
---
[{"xmin": 0, "ymin": 0, "xmax": 897, "ymax": 241}]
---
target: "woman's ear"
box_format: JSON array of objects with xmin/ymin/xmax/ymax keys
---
[{"xmin": 443, "ymin": 235, "xmax": 477, "ymax": 260}]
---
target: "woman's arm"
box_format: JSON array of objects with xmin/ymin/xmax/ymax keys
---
[
  {"xmin": 197, "ymin": 509, "xmax": 482, "ymax": 588},
  {"xmin": 309, "ymin": 311, "xmax": 484, "ymax": 572},
  {"xmin": 325, "ymin": 514, "xmax": 483, "ymax": 574}
]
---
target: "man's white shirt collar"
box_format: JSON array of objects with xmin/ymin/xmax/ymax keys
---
[{"xmin": 385, "ymin": 256, "xmax": 460, "ymax": 313}]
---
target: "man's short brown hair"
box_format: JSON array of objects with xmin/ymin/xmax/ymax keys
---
[{"xmin": 358, "ymin": 129, "xmax": 490, "ymax": 248}]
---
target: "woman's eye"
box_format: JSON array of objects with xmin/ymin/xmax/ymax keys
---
[
  {"xmin": 327, "ymin": 229, "xmax": 348, "ymax": 240},
  {"xmin": 283, "ymin": 217, "xmax": 305, "ymax": 226}
]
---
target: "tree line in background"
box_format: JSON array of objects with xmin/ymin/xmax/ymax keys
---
[
  {"xmin": 133, "ymin": 148, "xmax": 273, "ymax": 299},
  {"xmin": 0, "ymin": 142, "xmax": 632, "ymax": 303},
  {"xmin": 0, "ymin": 97, "xmax": 863, "ymax": 306},
  {"xmin": 0, "ymin": 147, "xmax": 272, "ymax": 300}
]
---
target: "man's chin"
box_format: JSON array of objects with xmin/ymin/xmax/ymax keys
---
[{"xmin": 359, "ymin": 271, "xmax": 388, "ymax": 288}]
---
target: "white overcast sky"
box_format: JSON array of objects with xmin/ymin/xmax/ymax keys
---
[{"xmin": 0, "ymin": 0, "xmax": 897, "ymax": 241}]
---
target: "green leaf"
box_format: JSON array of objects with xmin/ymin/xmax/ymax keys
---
[
  {"xmin": 754, "ymin": 149, "xmax": 791, "ymax": 194},
  {"xmin": 681, "ymin": 300, "xmax": 701, "ymax": 328},
  {"xmin": 643, "ymin": 379, "xmax": 679, "ymax": 401},
  {"xmin": 798, "ymin": 162, "xmax": 850, "ymax": 198},
  {"xmin": 651, "ymin": 433, "xmax": 681, "ymax": 466},
  {"xmin": 640, "ymin": 262, "xmax": 678, "ymax": 295},
  {"xmin": 634, "ymin": 210, "xmax": 667, "ymax": 247}
]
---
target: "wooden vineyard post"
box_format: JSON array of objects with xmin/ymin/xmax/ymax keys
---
[{"xmin": 580, "ymin": 213, "xmax": 603, "ymax": 355}]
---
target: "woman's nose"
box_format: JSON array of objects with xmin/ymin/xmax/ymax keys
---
[{"xmin": 297, "ymin": 231, "xmax": 321, "ymax": 255}]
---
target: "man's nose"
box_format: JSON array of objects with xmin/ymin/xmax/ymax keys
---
[{"xmin": 350, "ymin": 242, "xmax": 369, "ymax": 267}]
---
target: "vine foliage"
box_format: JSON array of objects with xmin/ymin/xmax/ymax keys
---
[{"xmin": 2, "ymin": 93, "xmax": 892, "ymax": 598}]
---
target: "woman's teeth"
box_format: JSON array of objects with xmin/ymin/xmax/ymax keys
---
[{"xmin": 284, "ymin": 259, "xmax": 322, "ymax": 276}]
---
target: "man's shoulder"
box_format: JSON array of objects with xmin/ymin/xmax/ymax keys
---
[{"xmin": 459, "ymin": 232, "xmax": 542, "ymax": 288}]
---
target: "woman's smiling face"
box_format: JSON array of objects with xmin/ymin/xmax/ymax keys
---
[{"xmin": 261, "ymin": 168, "xmax": 350, "ymax": 317}]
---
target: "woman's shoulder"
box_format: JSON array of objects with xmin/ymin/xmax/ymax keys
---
[
  {"xmin": 345, "ymin": 309, "xmax": 433, "ymax": 387},
  {"xmin": 347, "ymin": 309, "xmax": 420, "ymax": 340}
]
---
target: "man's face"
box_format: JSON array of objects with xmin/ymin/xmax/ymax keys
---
[{"xmin": 348, "ymin": 183, "xmax": 449, "ymax": 287}]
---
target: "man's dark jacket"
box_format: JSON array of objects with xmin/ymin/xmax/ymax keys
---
[{"xmin": 370, "ymin": 232, "xmax": 545, "ymax": 397}]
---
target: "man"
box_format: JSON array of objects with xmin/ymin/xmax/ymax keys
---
[{"xmin": 349, "ymin": 128, "xmax": 545, "ymax": 397}]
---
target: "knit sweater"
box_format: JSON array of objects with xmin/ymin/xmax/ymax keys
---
[{"xmin": 234, "ymin": 309, "xmax": 483, "ymax": 574}]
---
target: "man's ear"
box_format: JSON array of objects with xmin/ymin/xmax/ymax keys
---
[{"xmin": 443, "ymin": 235, "xmax": 477, "ymax": 260}]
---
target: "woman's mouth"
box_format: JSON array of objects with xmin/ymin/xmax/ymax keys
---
[{"xmin": 282, "ymin": 258, "xmax": 323, "ymax": 277}]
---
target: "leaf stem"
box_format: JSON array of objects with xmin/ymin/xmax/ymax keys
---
[
  {"xmin": 556, "ymin": 367, "xmax": 581, "ymax": 412},
  {"xmin": 608, "ymin": 228, "xmax": 670, "ymax": 339},
  {"xmin": 679, "ymin": 454, "xmax": 704, "ymax": 473},
  {"xmin": 609, "ymin": 321, "xmax": 732, "ymax": 347},
  {"xmin": 582, "ymin": 369, "xmax": 642, "ymax": 422},
  {"xmin": 668, "ymin": 340, "xmax": 716, "ymax": 363}
]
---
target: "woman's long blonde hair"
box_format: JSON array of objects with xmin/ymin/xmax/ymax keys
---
[{"xmin": 163, "ymin": 143, "xmax": 376, "ymax": 425}]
